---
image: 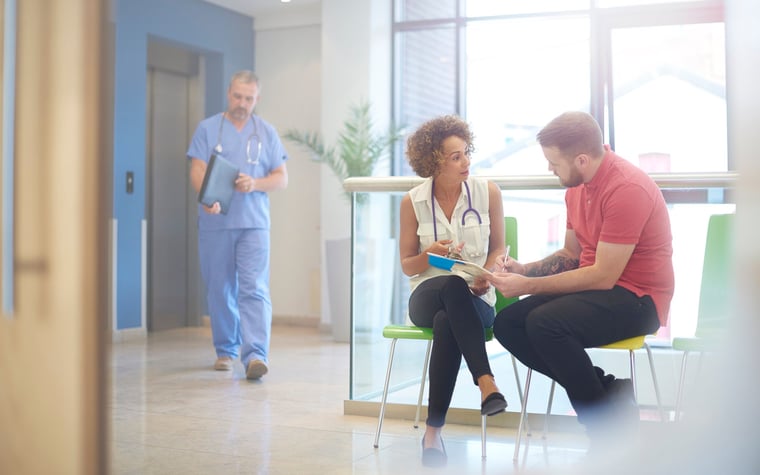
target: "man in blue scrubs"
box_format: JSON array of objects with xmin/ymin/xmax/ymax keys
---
[{"xmin": 187, "ymin": 70, "xmax": 288, "ymax": 379}]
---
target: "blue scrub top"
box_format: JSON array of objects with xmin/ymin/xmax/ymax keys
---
[{"xmin": 187, "ymin": 112, "xmax": 288, "ymax": 231}]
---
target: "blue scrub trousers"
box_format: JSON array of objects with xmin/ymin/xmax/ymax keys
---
[{"xmin": 198, "ymin": 228, "xmax": 272, "ymax": 366}]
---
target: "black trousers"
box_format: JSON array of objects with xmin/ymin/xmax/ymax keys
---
[
  {"xmin": 408, "ymin": 275, "xmax": 495, "ymax": 427},
  {"xmin": 493, "ymin": 286, "xmax": 659, "ymax": 418}
]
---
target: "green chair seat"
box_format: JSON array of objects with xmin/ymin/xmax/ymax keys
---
[
  {"xmin": 382, "ymin": 324, "xmax": 494, "ymax": 342},
  {"xmin": 672, "ymin": 333, "xmax": 725, "ymax": 354}
]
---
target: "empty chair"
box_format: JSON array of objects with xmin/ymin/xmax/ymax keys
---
[{"xmin": 672, "ymin": 213, "xmax": 734, "ymax": 422}]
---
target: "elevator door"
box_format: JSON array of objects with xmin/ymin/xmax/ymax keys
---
[{"xmin": 146, "ymin": 67, "xmax": 201, "ymax": 331}]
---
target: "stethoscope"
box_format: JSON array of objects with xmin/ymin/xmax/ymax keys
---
[
  {"xmin": 214, "ymin": 113, "xmax": 262, "ymax": 165},
  {"xmin": 431, "ymin": 179, "xmax": 482, "ymax": 241}
]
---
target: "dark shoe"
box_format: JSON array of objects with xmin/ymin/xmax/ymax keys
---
[
  {"xmin": 481, "ymin": 391, "xmax": 507, "ymax": 416},
  {"xmin": 580, "ymin": 380, "xmax": 640, "ymax": 456},
  {"xmin": 607, "ymin": 378, "xmax": 635, "ymax": 404},
  {"xmin": 607, "ymin": 379, "xmax": 639, "ymax": 417},
  {"xmin": 607, "ymin": 378, "xmax": 640, "ymax": 432},
  {"xmin": 594, "ymin": 366, "xmax": 617, "ymax": 389},
  {"xmin": 421, "ymin": 436, "xmax": 447, "ymax": 468}
]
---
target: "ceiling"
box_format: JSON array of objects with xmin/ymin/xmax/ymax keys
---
[{"xmin": 203, "ymin": 0, "xmax": 320, "ymax": 18}]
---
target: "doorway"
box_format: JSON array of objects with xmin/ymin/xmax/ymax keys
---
[{"xmin": 145, "ymin": 40, "xmax": 205, "ymax": 331}]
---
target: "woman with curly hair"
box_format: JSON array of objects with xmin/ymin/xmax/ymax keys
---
[{"xmin": 399, "ymin": 115, "xmax": 507, "ymax": 467}]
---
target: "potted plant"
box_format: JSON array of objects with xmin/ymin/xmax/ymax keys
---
[
  {"xmin": 283, "ymin": 100, "xmax": 404, "ymax": 203},
  {"xmin": 284, "ymin": 101, "xmax": 404, "ymax": 342}
]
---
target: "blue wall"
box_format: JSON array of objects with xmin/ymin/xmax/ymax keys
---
[{"xmin": 114, "ymin": 0, "xmax": 253, "ymax": 329}]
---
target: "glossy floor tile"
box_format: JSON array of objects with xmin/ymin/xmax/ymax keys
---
[{"xmin": 110, "ymin": 325, "xmax": 661, "ymax": 474}]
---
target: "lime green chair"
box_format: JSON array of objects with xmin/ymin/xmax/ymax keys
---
[
  {"xmin": 373, "ymin": 217, "xmax": 518, "ymax": 459},
  {"xmin": 672, "ymin": 213, "xmax": 734, "ymax": 422}
]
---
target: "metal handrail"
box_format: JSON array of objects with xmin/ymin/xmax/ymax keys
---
[{"xmin": 343, "ymin": 172, "xmax": 738, "ymax": 192}]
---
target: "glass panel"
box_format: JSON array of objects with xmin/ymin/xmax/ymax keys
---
[
  {"xmin": 467, "ymin": 0, "xmax": 589, "ymax": 17},
  {"xmin": 351, "ymin": 191, "xmax": 402, "ymax": 400},
  {"xmin": 396, "ymin": 0, "xmax": 456, "ymax": 22},
  {"xmin": 466, "ymin": 16, "xmax": 590, "ymax": 176},
  {"xmin": 609, "ymin": 22, "xmax": 727, "ymax": 172}
]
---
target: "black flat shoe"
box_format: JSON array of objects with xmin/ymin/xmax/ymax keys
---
[
  {"xmin": 481, "ymin": 391, "xmax": 507, "ymax": 416},
  {"xmin": 421, "ymin": 436, "xmax": 447, "ymax": 468}
]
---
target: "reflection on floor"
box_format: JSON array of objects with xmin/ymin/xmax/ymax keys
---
[{"xmin": 110, "ymin": 324, "xmax": 670, "ymax": 474}]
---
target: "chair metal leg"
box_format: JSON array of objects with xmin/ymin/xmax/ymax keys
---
[
  {"xmin": 414, "ymin": 340, "xmax": 432, "ymax": 429},
  {"xmin": 481, "ymin": 415, "xmax": 487, "ymax": 459},
  {"xmin": 644, "ymin": 343, "xmax": 665, "ymax": 421},
  {"xmin": 696, "ymin": 351, "xmax": 705, "ymax": 375},
  {"xmin": 511, "ymin": 355, "xmax": 531, "ymax": 435},
  {"xmin": 629, "ymin": 349, "xmax": 638, "ymax": 401},
  {"xmin": 674, "ymin": 350, "xmax": 691, "ymax": 422},
  {"xmin": 374, "ymin": 338, "xmax": 399, "ymax": 448},
  {"xmin": 513, "ymin": 368, "xmax": 533, "ymax": 461},
  {"xmin": 512, "ymin": 355, "xmax": 524, "ymax": 407},
  {"xmin": 543, "ymin": 380, "xmax": 555, "ymax": 438}
]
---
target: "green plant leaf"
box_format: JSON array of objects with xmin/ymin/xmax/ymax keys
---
[{"xmin": 283, "ymin": 99, "xmax": 404, "ymax": 202}]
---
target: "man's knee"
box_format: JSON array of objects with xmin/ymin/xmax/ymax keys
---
[
  {"xmin": 493, "ymin": 308, "xmax": 522, "ymax": 349},
  {"xmin": 493, "ymin": 312, "xmax": 508, "ymax": 340}
]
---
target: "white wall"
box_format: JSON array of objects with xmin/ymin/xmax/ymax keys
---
[
  {"xmin": 255, "ymin": 0, "xmax": 393, "ymax": 332},
  {"xmin": 254, "ymin": 7, "xmax": 323, "ymax": 325},
  {"xmin": 319, "ymin": 0, "xmax": 393, "ymax": 331}
]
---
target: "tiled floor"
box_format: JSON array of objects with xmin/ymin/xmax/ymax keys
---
[{"xmin": 109, "ymin": 324, "xmax": 699, "ymax": 474}]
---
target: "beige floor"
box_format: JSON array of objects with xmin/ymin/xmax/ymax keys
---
[{"xmin": 109, "ymin": 324, "xmax": 659, "ymax": 474}]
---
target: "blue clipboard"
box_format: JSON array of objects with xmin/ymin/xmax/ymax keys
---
[{"xmin": 198, "ymin": 154, "xmax": 240, "ymax": 215}]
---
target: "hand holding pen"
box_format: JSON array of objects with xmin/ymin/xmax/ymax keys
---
[{"xmin": 500, "ymin": 245, "xmax": 511, "ymax": 272}]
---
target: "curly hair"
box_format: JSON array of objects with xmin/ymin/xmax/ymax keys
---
[{"xmin": 405, "ymin": 115, "xmax": 474, "ymax": 178}]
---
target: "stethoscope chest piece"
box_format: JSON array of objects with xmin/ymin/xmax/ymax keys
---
[{"xmin": 214, "ymin": 113, "xmax": 260, "ymax": 164}]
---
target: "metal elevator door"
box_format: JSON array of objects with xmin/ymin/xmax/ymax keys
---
[{"xmin": 146, "ymin": 58, "xmax": 203, "ymax": 331}]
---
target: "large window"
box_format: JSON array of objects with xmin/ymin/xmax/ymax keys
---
[
  {"xmin": 393, "ymin": 0, "xmax": 727, "ymax": 175},
  {"xmin": 466, "ymin": 15, "xmax": 591, "ymax": 175},
  {"xmin": 606, "ymin": 21, "xmax": 726, "ymax": 173}
]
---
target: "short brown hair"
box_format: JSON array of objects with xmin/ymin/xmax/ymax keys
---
[
  {"xmin": 536, "ymin": 111, "xmax": 604, "ymax": 158},
  {"xmin": 405, "ymin": 115, "xmax": 474, "ymax": 178}
]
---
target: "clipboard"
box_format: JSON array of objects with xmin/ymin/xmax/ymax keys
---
[
  {"xmin": 427, "ymin": 252, "xmax": 492, "ymax": 281},
  {"xmin": 198, "ymin": 154, "xmax": 240, "ymax": 215}
]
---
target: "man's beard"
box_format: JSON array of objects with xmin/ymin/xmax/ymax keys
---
[
  {"xmin": 228, "ymin": 107, "xmax": 249, "ymax": 121},
  {"xmin": 560, "ymin": 170, "xmax": 583, "ymax": 188}
]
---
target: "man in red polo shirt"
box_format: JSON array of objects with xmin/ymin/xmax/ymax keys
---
[{"xmin": 486, "ymin": 111, "xmax": 674, "ymax": 454}]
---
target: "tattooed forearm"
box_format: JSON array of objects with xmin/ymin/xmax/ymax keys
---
[{"xmin": 525, "ymin": 255, "xmax": 579, "ymax": 277}]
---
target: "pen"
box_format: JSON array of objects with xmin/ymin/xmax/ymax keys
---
[{"xmin": 501, "ymin": 245, "xmax": 511, "ymax": 272}]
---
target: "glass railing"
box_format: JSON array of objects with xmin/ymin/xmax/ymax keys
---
[{"xmin": 344, "ymin": 172, "xmax": 737, "ymax": 417}]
